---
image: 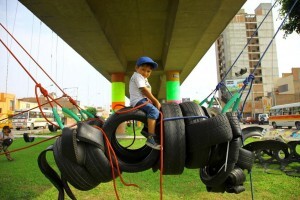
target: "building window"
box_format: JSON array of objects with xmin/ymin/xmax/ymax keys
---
[
  {"xmin": 278, "ymin": 84, "xmax": 288, "ymax": 93},
  {"xmin": 9, "ymin": 100, "xmax": 14, "ymax": 111},
  {"xmin": 26, "ymin": 103, "xmax": 30, "ymax": 109}
]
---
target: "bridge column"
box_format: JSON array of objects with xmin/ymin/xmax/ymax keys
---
[
  {"xmin": 166, "ymin": 71, "xmax": 181, "ymax": 104},
  {"xmin": 111, "ymin": 73, "xmax": 125, "ymax": 134}
]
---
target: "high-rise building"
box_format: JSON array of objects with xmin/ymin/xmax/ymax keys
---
[{"xmin": 215, "ymin": 3, "xmax": 279, "ymax": 117}]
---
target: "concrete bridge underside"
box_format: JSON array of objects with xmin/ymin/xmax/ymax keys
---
[{"xmin": 19, "ymin": 0, "xmax": 246, "ymax": 100}]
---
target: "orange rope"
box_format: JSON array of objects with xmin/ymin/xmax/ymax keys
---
[
  {"xmin": 0, "ymin": 23, "xmax": 65, "ymax": 95},
  {"xmin": 114, "ymin": 101, "xmax": 165, "ymax": 200},
  {"xmin": 0, "ymin": 96, "xmax": 64, "ymax": 123},
  {"xmin": 0, "ymin": 38, "xmax": 38, "ymax": 85},
  {"xmin": 93, "ymin": 126, "xmax": 139, "ymax": 200},
  {"xmin": 114, "ymin": 100, "xmax": 150, "ymax": 114},
  {"xmin": 0, "ymin": 134, "xmax": 61, "ymax": 156},
  {"xmin": 35, "ymin": 85, "xmax": 61, "ymax": 128},
  {"xmin": 159, "ymin": 111, "xmax": 164, "ymax": 200},
  {"xmin": 0, "ymin": 23, "xmax": 83, "ymax": 111}
]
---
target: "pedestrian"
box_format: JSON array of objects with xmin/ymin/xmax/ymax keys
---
[
  {"xmin": 0, "ymin": 126, "xmax": 14, "ymax": 161},
  {"xmin": 129, "ymin": 56, "xmax": 161, "ymax": 150}
]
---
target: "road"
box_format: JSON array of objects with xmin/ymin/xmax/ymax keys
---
[
  {"xmin": 10, "ymin": 123, "xmax": 298, "ymax": 138},
  {"xmin": 11, "ymin": 127, "xmax": 55, "ymax": 137}
]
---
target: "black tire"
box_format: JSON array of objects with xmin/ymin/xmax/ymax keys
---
[
  {"xmin": 179, "ymin": 102, "xmax": 206, "ymax": 125},
  {"xmin": 287, "ymin": 141, "xmax": 300, "ymax": 159},
  {"xmin": 53, "ymin": 137, "xmax": 100, "ymax": 190},
  {"xmin": 236, "ymin": 148, "xmax": 255, "ymax": 170},
  {"xmin": 272, "ymin": 122, "xmax": 277, "ymax": 129},
  {"xmin": 241, "ymin": 126, "xmax": 263, "ymax": 141},
  {"xmin": 184, "ymin": 114, "xmax": 233, "ymax": 168},
  {"xmin": 77, "ymin": 122, "xmax": 105, "ymax": 150},
  {"xmin": 200, "ymin": 138, "xmax": 241, "ymax": 187},
  {"xmin": 85, "ymin": 144, "xmax": 118, "ymax": 183},
  {"xmin": 23, "ymin": 133, "xmax": 35, "ymax": 143},
  {"xmin": 243, "ymin": 140, "xmax": 290, "ymax": 163},
  {"xmin": 296, "ymin": 122, "xmax": 300, "ymax": 130},
  {"xmin": 102, "ymin": 107, "xmax": 159, "ymax": 173},
  {"xmin": 48, "ymin": 124, "xmax": 58, "ymax": 132},
  {"xmin": 86, "ymin": 118, "xmax": 104, "ymax": 128},
  {"xmin": 225, "ymin": 167, "xmax": 246, "ymax": 186},
  {"xmin": 161, "ymin": 103, "xmax": 186, "ymax": 175},
  {"xmin": 226, "ymin": 112, "xmax": 242, "ymax": 139},
  {"xmin": 206, "ymin": 107, "xmax": 222, "ymax": 117},
  {"xmin": 16, "ymin": 128, "xmax": 20, "ymax": 130}
]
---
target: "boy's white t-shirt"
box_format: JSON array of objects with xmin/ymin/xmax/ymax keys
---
[
  {"xmin": 129, "ymin": 72, "xmax": 151, "ymax": 106},
  {"xmin": 0, "ymin": 131, "xmax": 14, "ymax": 145}
]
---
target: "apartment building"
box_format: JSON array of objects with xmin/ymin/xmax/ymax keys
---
[
  {"xmin": 270, "ymin": 68, "xmax": 300, "ymax": 105},
  {"xmin": 215, "ymin": 3, "xmax": 279, "ymax": 117}
]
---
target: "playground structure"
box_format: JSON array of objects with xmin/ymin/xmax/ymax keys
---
[
  {"xmin": 242, "ymin": 126, "xmax": 300, "ymax": 175},
  {"xmin": 39, "ymin": 102, "xmax": 254, "ymax": 199},
  {"xmin": 1, "ymin": 0, "xmax": 299, "ymax": 199}
]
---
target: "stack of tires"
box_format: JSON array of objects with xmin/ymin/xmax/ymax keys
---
[
  {"xmin": 38, "ymin": 102, "xmax": 255, "ymax": 199},
  {"xmin": 179, "ymin": 102, "xmax": 254, "ymax": 193}
]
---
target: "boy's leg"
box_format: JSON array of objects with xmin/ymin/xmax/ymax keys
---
[
  {"xmin": 4, "ymin": 149, "xmax": 13, "ymax": 161},
  {"xmin": 147, "ymin": 118, "xmax": 156, "ymax": 135},
  {"xmin": 2, "ymin": 139, "xmax": 14, "ymax": 161},
  {"xmin": 146, "ymin": 118, "xmax": 161, "ymax": 150}
]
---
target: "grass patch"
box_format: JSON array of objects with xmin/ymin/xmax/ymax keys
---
[{"xmin": 0, "ymin": 137, "xmax": 299, "ymax": 200}]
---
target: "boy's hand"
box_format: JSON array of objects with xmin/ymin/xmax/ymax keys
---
[{"xmin": 154, "ymin": 101, "xmax": 161, "ymax": 110}]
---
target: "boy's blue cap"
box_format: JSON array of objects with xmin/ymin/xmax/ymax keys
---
[{"xmin": 136, "ymin": 56, "xmax": 158, "ymax": 69}]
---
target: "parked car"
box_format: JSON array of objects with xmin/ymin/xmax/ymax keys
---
[
  {"xmin": 258, "ymin": 113, "xmax": 269, "ymax": 125},
  {"xmin": 242, "ymin": 117, "xmax": 257, "ymax": 124}
]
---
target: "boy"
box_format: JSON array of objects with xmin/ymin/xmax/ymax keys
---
[
  {"xmin": 129, "ymin": 56, "xmax": 161, "ymax": 150},
  {"xmin": 0, "ymin": 126, "xmax": 14, "ymax": 161}
]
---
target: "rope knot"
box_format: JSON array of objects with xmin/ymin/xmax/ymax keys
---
[
  {"xmin": 216, "ymin": 82, "xmax": 224, "ymax": 90},
  {"xmin": 38, "ymin": 85, "xmax": 48, "ymax": 97},
  {"xmin": 68, "ymin": 97, "xmax": 77, "ymax": 106},
  {"xmin": 243, "ymin": 74, "xmax": 255, "ymax": 86}
]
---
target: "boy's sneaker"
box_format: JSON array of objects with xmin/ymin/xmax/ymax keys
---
[
  {"xmin": 141, "ymin": 126, "xmax": 149, "ymax": 138},
  {"xmin": 6, "ymin": 155, "xmax": 14, "ymax": 161},
  {"xmin": 146, "ymin": 136, "xmax": 161, "ymax": 150}
]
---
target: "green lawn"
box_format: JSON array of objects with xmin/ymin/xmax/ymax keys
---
[{"xmin": 0, "ymin": 136, "xmax": 299, "ymax": 200}]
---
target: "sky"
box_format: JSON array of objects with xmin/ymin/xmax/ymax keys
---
[{"xmin": 1, "ymin": 0, "xmax": 300, "ymax": 108}]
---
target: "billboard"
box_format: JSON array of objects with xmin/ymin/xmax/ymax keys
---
[{"xmin": 225, "ymin": 79, "xmax": 245, "ymax": 93}]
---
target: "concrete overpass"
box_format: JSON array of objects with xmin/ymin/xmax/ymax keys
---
[{"xmin": 19, "ymin": 0, "xmax": 246, "ymax": 102}]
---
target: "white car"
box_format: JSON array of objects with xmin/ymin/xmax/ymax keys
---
[{"xmin": 258, "ymin": 114, "xmax": 269, "ymax": 125}]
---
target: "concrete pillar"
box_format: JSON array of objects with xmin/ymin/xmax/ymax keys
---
[
  {"xmin": 166, "ymin": 71, "xmax": 181, "ymax": 103},
  {"xmin": 111, "ymin": 73, "xmax": 125, "ymax": 111},
  {"xmin": 111, "ymin": 73, "xmax": 126, "ymax": 134}
]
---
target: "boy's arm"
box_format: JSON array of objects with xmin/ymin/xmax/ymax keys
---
[{"xmin": 140, "ymin": 87, "xmax": 161, "ymax": 110}]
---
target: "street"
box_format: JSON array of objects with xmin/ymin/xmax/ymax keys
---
[{"xmin": 11, "ymin": 127, "xmax": 55, "ymax": 137}]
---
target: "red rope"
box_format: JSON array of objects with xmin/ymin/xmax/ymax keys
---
[
  {"xmin": 0, "ymin": 96, "xmax": 64, "ymax": 123},
  {"xmin": 159, "ymin": 111, "xmax": 164, "ymax": 200},
  {"xmin": 0, "ymin": 38, "xmax": 38, "ymax": 85},
  {"xmin": 0, "ymin": 134, "xmax": 61, "ymax": 156},
  {"xmin": 0, "ymin": 23, "xmax": 65, "ymax": 95},
  {"xmin": 93, "ymin": 126, "xmax": 139, "ymax": 200},
  {"xmin": 115, "ymin": 100, "xmax": 150, "ymax": 114},
  {"xmin": 0, "ymin": 23, "xmax": 82, "ymax": 111},
  {"xmin": 35, "ymin": 85, "xmax": 61, "ymax": 128},
  {"xmin": 114, "ymin": 101, "xmax": 165, "ymax": 200}
]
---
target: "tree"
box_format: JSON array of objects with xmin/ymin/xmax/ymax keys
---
[
  {"xmin": 86, "ymin": 107, "xmax": 97, "ymax": 117},
  {"xmin": 193, "ymin": 99, "xmax": 200, "ymax": 105},
  {"xmin": 278, "ymin": 0, "xmax": 300, "ymax": 37}
]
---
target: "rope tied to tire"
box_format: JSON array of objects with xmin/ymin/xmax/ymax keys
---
[
  {"xmin": 38, "ymin": 120, "xmax": 139, "ymax": 200},
  {"xmin": 38, "ymin": 102, "xmax": 254, "ymax": 199}
]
